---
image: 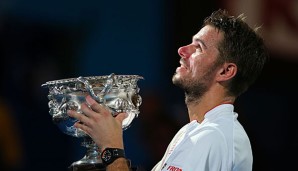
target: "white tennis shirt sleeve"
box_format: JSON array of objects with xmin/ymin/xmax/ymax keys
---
[{"xmin": 152, "ymin": 104, "xmax": 253, "ymax": 171}]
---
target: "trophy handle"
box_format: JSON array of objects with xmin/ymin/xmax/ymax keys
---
[{"xmin": 77, "ymin": 73, "xmax": 116, "ymax": 104}]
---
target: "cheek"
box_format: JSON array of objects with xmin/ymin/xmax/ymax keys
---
[
  {"xmin": 190, "ymin": 59, "xmax": 202, "ymax": 77},
  {"xmin": 190, "ymin": 57, "xmax": 212, "ymax": 77}
]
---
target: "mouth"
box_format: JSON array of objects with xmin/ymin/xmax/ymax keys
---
[
  {"xmin": 179, "ymin": 59, "xmax": 188, "ymax": 69},
  {"xmin": 175, "ymin": 59, "xmax": 188, "ymax": 73}
]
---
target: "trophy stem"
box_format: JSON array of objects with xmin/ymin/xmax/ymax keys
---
[
  {"xmin": 81, "ymin": 137, "xmax": 102, "ymax": 163},
  {"xmin": 69, "ymin": 137, "xmax": 106, "ymax": 171}
]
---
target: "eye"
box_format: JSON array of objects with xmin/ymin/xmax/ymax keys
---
[{"xmin": 195, "ymin": 44, "xmax": 202, "ymax": 52}]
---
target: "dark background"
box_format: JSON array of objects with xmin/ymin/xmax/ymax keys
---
[{"xmin": 0, "ymin": 0, "xmax": 297, "ymax": 171}]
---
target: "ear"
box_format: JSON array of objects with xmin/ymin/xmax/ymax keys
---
[{"xmin": 216, "ymin": 63, "xmax": 237, "ymax": 82}]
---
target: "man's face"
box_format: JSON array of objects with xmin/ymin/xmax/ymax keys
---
[{"xmin": 172, "ymin": 25, "xmax": 224, "ymax": 102}]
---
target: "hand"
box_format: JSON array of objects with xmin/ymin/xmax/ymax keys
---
[{"xmin": 67, "ymin": 95, "xmax": 127, "ymax": 151}]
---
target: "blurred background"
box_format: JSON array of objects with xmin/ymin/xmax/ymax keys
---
[{"xmin": 0, "ymin": 0, "xmax": 297, "ymax": 170}]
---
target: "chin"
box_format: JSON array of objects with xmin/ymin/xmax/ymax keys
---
[
  {"xmin": 172, "ymin": 73, "xmax": 183, "ymax": 85},
  {"xmin": 173, "ymin": 70, "xmax": 188, "ymax": 80},
  {"xmin": 172, "ymin": 72, "xmax": 179, "ymax": 80}
]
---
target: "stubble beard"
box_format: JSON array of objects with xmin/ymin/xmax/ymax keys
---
[
  {"xmin": 172, "ymin": 62, "xmax": 221, "ymax": 105},
  {"xmin": 172, "ymin": 73, "xmax": 209, "ymax": 105}
]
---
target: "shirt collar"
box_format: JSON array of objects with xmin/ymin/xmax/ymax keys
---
[
  {"xmin": 188, "ymin": 104, "xmax": 234, "ymax": 126},
  {"xmin": 203, "ymin": 104, "xmax": 234, "ymax": 122}
]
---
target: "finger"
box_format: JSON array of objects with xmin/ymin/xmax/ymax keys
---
[
  {"xmin": 85, "ymin": 95, "xmax": 104, "ymax": 113},
  {"xmin": 74, "ymin": 122, "xmax": 92, "ymax": 135},
  {"xmin": 67, "ymin": 110, "xmax": 91, "ymax": 126},
  {"xmin": 81, "ymin": 103, "xmax": 94, "ymax": 116},
  {"xmin": 81, "ymin": 102, "xmax": 103, "ymax": 119},
  {"xmin": 115, "ymin": 112, "xmax": 128, "ymax": 123}
]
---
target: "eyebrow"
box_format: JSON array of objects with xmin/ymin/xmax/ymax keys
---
[{"xmin": 192, "ymin": 36, "xmax": 207, "ymax": 49}]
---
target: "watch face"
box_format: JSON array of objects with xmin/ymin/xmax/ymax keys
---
[
  {"xmin": 101, "ymin": 148, "xmax": 125, "ymax": 165},
  {"xmin": 102, "ymin": 150, "xmax": 112, "ymax": 162}
]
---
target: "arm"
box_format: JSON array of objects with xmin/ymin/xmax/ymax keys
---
[
  {"xmin": 106, "ymin": 158, "xmax": 130, "ymax": 170},
  {"xmin": 67, "ymin": 95, "xmax": 130, "ymax": 171}
]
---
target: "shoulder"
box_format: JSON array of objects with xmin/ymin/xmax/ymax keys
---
[{"xmin": 190, "ymin": 124, "xmax": 227, "ymax": 144}]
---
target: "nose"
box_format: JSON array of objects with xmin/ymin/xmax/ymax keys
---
[{"xmin": 178, "ymin": 44, "xmax": 193, "ymax": 59}]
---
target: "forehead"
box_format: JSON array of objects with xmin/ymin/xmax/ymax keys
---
[{"xmin": 193, "ymin": 25, "xmax": 223, "ymax": 48}]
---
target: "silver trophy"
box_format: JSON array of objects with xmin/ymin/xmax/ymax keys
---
[{"xmin": 42, "ymin": 73, "xmax": 143, "ymax": 170}]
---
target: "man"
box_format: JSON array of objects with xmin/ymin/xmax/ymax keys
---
[{"xmin": 68, "ymin": 9, "xmax": 268, "ymax": 170}]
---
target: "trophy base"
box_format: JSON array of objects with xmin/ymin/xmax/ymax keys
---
[
  {"xmin": 68, "ymin": 159, "xmax": 139, "ymax": 171},
  {"xmin": 68, "ymin": 163, "xmax": 106, "ymax": 171}
]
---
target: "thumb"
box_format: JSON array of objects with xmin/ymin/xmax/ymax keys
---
[{"xmin": 115, "ymin": 112, "xmax": 128, "ymax": 123}]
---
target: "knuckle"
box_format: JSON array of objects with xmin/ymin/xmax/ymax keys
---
[
  {"xmin": 91, "ymin": 103, "xmax": 98, "ymax": 109},
  {"xmin": 91, "ymin": 103, "xmax": 101, "ymax": 112},
  {"xmin": 94, "ymin": 116, "xmax": 101, "ymax": 122},
  {"xmin": 77, "ymin": 114, "xmax": 84, "ymax": 120},
  {"xmin": 81, "ymin": 103, "xmax": 90, "ymax": 111}
]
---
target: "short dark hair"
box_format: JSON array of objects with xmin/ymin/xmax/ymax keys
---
[{"xmin": 203, "ymin": 9, "xmax": 268, "ymax": 96}]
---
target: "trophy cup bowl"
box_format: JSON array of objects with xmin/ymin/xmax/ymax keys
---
[{"xmin": 42, "ymin": 73, "xmax": 143, "ymax": 170}]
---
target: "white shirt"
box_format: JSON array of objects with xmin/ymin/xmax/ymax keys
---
[{"xmin": 152, "ymin": 104, "xmax": 252, "ymax": 171}]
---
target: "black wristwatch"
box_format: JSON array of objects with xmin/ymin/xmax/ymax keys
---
[{"xmin": 101, "ymin": 148, "xmax": 126, "ymax": 165}]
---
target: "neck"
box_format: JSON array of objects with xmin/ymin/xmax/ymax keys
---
[{"xmin": 186, "ymin": 90, "xmax": 235, "ymax": 123}]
